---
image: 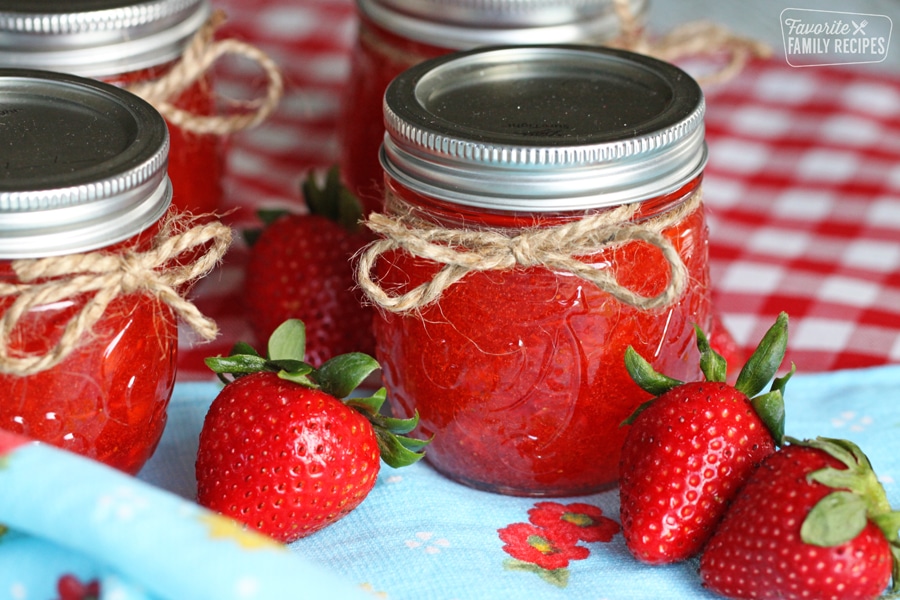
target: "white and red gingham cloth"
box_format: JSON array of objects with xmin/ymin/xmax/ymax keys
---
[{"xmin": 178, "ymin": 0, "xmax": 900, "ymax": 379}]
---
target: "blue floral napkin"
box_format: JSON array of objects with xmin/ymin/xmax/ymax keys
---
[
  {"xmin": 2, "ymin": 365, "xmax": 899, "ymax": 599},
  {"xmin": 0, "ymin": 430, "xmax": 370, "ymax": 600}
]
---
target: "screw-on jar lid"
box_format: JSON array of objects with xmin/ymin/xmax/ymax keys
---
[
  {"xmin": 358, "ymin": 0, "xmax": 647, "ymax": 49},
  {"xmin": 0, "ymin": 0, "xmax": 210, "ymax": 77},
  {"xmin": 0, "ymin": 69, "xmax": 171, "ymax": 258},
  {"xmin": 381, "ymin": 45, "xmax": 707, "ymax": 212}
]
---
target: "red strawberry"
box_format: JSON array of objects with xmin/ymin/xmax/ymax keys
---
[
  {"xmin": 244, "ymin": 166, "xmax": 375, "ymax": 366},
  {"xmin": 618, "ymin": 312, "xmax": 792, "ymax": 564},
  {"xmin": 700, "ymin": 437, "xmax": 900, "ymax": 600},
  {"xmin": 196, "ymin": 319, "xmax": 427, "ymax": 542}
]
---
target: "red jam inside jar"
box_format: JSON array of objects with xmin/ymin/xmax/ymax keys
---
[
  {"xmin": 0, "ymin": 70, "xmax": 178, "ymax": 475},
  {"xmin": 375, "ymin": 179, "xmax": 710, "ymax": 495},
  {"xmin": 0, "ymin": 0, "xmax": 222, "ymax": 216},
  {"xmin": 0, "ymin": 250, "xmax": 178, "ymax": 475},
  {"xmin": 363, "ymin": 45, "xmax": 710, "ymax": 495},
  {"xmin": 338, "ymin": 0, "xmax": 645, "ymax": 215}
]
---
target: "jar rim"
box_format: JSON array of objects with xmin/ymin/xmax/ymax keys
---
[
  {"xmin": 0, "ymin": 0, "xmax": 210, "ymax": 76},
  {"xmin": 381, "ymin": 44, "xmax": 708, "ymax": 212},
  {"xmin": 357, "ymin": 0, "xmax": 646, "ymax": 48},
  {"xmin": 0, "ymin": 69, "xmax": 171, "ymax": 258}
]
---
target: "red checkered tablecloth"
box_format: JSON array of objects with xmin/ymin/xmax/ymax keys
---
[{"xmin": 178, "ymin": 0, "xmax": 900, "ymax": 379}]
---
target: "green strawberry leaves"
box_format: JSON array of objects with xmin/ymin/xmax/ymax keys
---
[
  {"xmin": 696, "ymin": 322, "xmax": 727, "ymax": 383},
  {"xmin": 802, "ymin": 490, "xmax": 869, "ymax": 547},
  {"xmin": 623, "ymin": 312, "xmax": 791, "ymax": 445},
  {"xmin": 301, "ymin": 165, "xmax": 363, "ymax": 234},
  {"xmin": 734, "ymin": 312, "xmax": 790, "ymax": 398},
  {"xmin": 205, "ymin": 319, "xmax": 428, "ymax": 469},
  {"xmin": 316, "ymin": 352, "xmax": 380, "ymax": 399},
  {"xmin": 243, "ymin": 165, "xmax": 364, "ymax": 247},
  {"xmin": 623, "ymin": 347, "xmax": 682, "ymax": 397}
]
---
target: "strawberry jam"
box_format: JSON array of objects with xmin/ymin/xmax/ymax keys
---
[
  {"xmin": 362, "ymin": 45, "xmax": 712, "ymax": 495},
  {"xmin": 0, "ymin": 0, "xmax": 222, "ymax": 216},
  {"xmin": 0, "ymin": 70, "xmax": 177, "ymax": 474},
  {"xmin": 338, "ymin": 0, "xmax": 647, "ymax": 215}
]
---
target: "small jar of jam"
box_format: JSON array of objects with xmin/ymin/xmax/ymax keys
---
[
  {"xmin": 0, "ymin": 69, "xmax": 178, "ymax": 475},
  {"xmin": 360, "ymin": 45, "xmax": 712, "ymax": 496},
  {"xmin": 0, "ymin": 0, "xmax": 222, "ymax": 215},
  {"xmin": 338, "ymin": 0, "xmax": 647, "ymax": 215}
]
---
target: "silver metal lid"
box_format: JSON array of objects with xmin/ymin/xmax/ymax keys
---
[
  {"xmin": 0, "ymin": 69, "xmax": 171, "ymax": 258},
  {"xmin": 381, "ymin": 45, "xmax": 707, "ymax": 212},
  {"xmin": 358, "ymin": 0, "xmax": 647, "ymax": 48},
  {"xmin": 0, "ymin": 0, "xmax": 210, "ymax": 77}
]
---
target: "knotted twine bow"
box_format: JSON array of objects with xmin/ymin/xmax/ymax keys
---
[
  {"xmin": 126, "ymin": 10, "xmax": 284, "ymax": 136},
  {"xmin": 361, "ymin": 0, "xmax": 771, "ymax": 87},
  {"xmin": 609, "ymin": 0, "xmax": 772, "ymax": 86},
  {"xmin": 0, "ymin": 217, "xmax": 232, "ymax": 376},
  {"xmin": 357, "ymin": 190, "xmax": 702, "ymax": 315}
]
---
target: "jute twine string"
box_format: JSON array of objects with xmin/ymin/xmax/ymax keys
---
[
  {"xmin": 610, "ymin": 0, "xmax": 772, "ymax": 85},
  {"xmin": 126, "ymin": 10, "xmax": 284, "ymax": 136},
  {"xmin": 357, "ymin": 189, "xmax": 702, "ymax": 315},
  {"xmin": 0, "ymin": 216, "xmax": 232, "ymax": 376},
  {"xmin": 361, "ymin": 1, "xmax": 770, "ymax": 86}
]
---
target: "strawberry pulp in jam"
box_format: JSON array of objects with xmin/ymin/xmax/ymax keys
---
[
  {"xmin": 375, "ymin": 179, "xmax": 709, "ymax": 495},
  {"xmin": 367, "ymin": 45, "xmax": 712, "ymax": 495},
  {"xmin": 0, "ymin": 251, "xmax": 178, "ymax": 475}
]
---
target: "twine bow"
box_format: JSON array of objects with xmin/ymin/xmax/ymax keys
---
[
  {"xmin": 361, "ymin": 1, "xmax": 770, "ymax": 87},
  {"xmin": 357, "ymin": 190, "xmax": 702, "ymax": 315},
  {"xmin": 0, "ymin": 218, "xmax": 232, "ymax": 376},
  {"xmin": 127, "ymin": 10, "xmax": 284, "ymax": 136},
  {"xmin": 611, "ymin": 0, "xmax": 772, "ymax": 85}
]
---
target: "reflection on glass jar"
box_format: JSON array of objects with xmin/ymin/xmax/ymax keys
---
[
  {"xmin": 0, "ymin": 70, "xmax": 204, "ymax": 474},
  {"xmin": 359, "ymin": 45, "xmax": 712, "ymax": 496},
  {"xmin": 338, "ymin": 0, "xmax": 648, "ymax": 215}
]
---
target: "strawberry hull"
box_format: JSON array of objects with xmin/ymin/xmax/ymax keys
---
[{"xmin": 700, "ymin": 444, "xmax": 893, "ymax": 600}]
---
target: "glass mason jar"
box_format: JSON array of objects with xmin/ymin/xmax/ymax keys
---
[
  {"xmin": 0, "ymin": 0, "xmax": 222, "ymax": 216},
  {"xmin": 362, "ymin": 45, "xmax": 712, "ymax": 496},
  {"xmin": 338, "ymin": 0, "xmax": 648, "ymax": 215},
  {"xmin": 0, "ymin": 69, "xmax": 177, "ymax": 475}
]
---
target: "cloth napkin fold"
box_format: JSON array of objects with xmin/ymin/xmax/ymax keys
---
[
  {"xmin": 3, "ymin": 365, "xmax": 899, "ymax": 599},
  {"xmin": 0, "ymin": 430, "xmax": 370, "ymax": 600},
  {"xmin": 144, "ymin": 365, "xmax": 900, "ymax": 600}
]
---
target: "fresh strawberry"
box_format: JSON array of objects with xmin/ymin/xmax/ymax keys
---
[
  {"xmin": 244, "ymin": 166, "xmax": 375, "ymax": 366},
  {"xmin": 196, "ymin": 319, "xmax": 427, "ymax": 543},
  {"xmin": 700, "ymin": 437, "xmax": 900, "ymax": 600},
  {"xmin": 618, "ymin": 312, "xmax": 792, "ymax": 564}
]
